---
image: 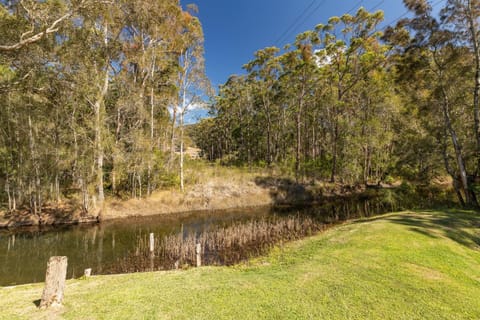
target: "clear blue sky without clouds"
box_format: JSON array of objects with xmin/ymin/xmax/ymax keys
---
[{"xmin": 186, "ymin": 0, "xmax": 410, "ymax": 88}]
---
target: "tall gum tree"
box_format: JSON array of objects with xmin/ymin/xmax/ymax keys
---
[
  {"xmin": 314, "ymin": 8, "xmax": 386, "ymax": 182},
  {"xmin": 278, "ymin": 31, "xmax": 320, "ymax": 181},
  {"xmin": 114, "ymin": 0, "xmax": 184, "ymax": 197},
  {"xmin": 173, "ymin": 6, "xmax": 209, "ymax": 192},
  {"xmin": 442, "ymin": 0, "xmax": 480, "ymax": 176},
  {"xmin": 0, "ymin": 0, "xmax": 94, "ymax": 52},
  {"xmin": 0, "ymin": 0, "xmax": 198, "ymax": 215},
  {"xmin": 244, "ymin": 47, "xmax": 281, "ymax": 165},
  {"xmin": 385, "ymin": 0, "xmax": 478, "ymax": 206}
]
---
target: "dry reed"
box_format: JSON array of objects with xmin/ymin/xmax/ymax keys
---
[{"xmin": 107, "ymin": 215, "xmax": 324, "ymax": 273}]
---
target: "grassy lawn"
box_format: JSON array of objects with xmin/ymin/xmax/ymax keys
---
[{"xmin": 1, "ymin": 209, "xmax": 479, "ymax": 320}]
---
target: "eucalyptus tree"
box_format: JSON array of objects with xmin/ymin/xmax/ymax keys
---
[
  {"xmin": 191, "ymin": 117, "xmax": 219, "ymax": 161},
  {"xmin": 0, "ymin": 0, "xmax": 99, "ymax": 214},
  {"xmin": 111, "ymin": 0, "xmax": 183, "ymax": 197},
  {"xmin": 193, "ymin": 8, "xmax": 398, "ymax": 185},
  {"xmin": 173, "ymin": 5, "xmax": 209, "ymax": 191},
  {"xmin": 385, "ymin": 0, "xmax": 478, "ymax": 206},
  {"xmin": 441, "ymin": 0, "xmax": 480, "ymax": 175},
  {"xmin": 350, "ymin": 62, "xmax": 398, "ymax": 184},
  {"xmin": 215, "ymin": 75, "xmax": 260, "ymax": 163},
  {"xmin": 0, "ymin": 0, "xmax": 208, "ymax": 215},
  {"xmin": 0, "ymin": 0, "xmax": 95, "ymax": 52},
  {"xmin": 244, "ymin": 47, "xmax": 282, "ymax": 165},
  {"xmin": 277, "ymin": 31, "xmax": 320, "ymax": 180},
  {"xmin": 314, "ymin": 8, "xmax": 387, "ymax": 182},
  {"xmin": 57, "ymin": 0, "xmax": 126, "ymax": 209}
]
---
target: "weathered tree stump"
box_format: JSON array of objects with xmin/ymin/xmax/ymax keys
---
[
  {"xmin": 39, "ymin": 256, "xmax": 68, "ymax": 309},
  {"xmin": 196, "ymin": 243, "xmax": 202, "ymax": 267},
  {"xmin": 84, "ymin": 268, "xmax": 92, "ymax": 277}
]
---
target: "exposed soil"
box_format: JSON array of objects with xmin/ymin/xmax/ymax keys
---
[
  {"xmin": 0, "ymin": 204, "xmax": 99, "ymax": 228},
  {"xmin": 102, "ymin": 179, "xmax": 273, "ymax": 221},
  {"xmin": 0, "ymin": 179, "xmax": 272, "ymax": 228},
  {"xmin": 0, "ymin": 176, "xmax": 408, "ymax": 229}
]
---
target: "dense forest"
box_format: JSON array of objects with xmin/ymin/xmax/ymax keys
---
[
  {"xmin": 193, "ymin": 0, "xmax": 480, "ymax": 207},
  {"xmin": 0, "ymin": 0, "xmax": 208, "ymax": 215},
  {"xmin": 1, "ymin": 0, "xmax": 480, "ymax": 217}
]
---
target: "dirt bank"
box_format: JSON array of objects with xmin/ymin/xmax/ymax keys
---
[
  {"xmin": 92, "ymin": 177, "xmax": 376, "ymax": 221},
  {"xmin": 0, "ymin": 175, "xmax": 394, "ymax": 228},
  {"xmin": 0, "ymin": 205, "xmax": 99, "ymax": 229},
  {"xmin": 102, "ymin": 179, "xmax": 273, "ymax": 220},
  {"xmin": 0, "ymin": 178, "xmax": 274, "ymax": 228}
]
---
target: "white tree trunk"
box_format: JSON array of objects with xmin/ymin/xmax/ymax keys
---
[
  {"xmin": 180, "ymin": 112, "xmax": 185, "ymax": 192},
  {"xmin": 93, "ymin": 23, "xmax": 110, "ymax": 206}
]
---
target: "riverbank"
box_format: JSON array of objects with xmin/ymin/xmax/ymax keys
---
[
  {"xmin": 102, "ymin": 174, "xmax": 273, "ymax": 221},
  {"xmin": 102, "ymin": 175, "xmax": 372, "ymax": 221},
  {"xmin": 0, "ymin": 171, "xmax": 273, "ymax": 228},
  {"xmin": 0, "ymin": 162, "xmax": 453, "ymax": 229},
  {"xmin": 1, "ymin": 209, "xmax": 479, "ymax": 319},
  {"xmin": 1, "ymin": 165, "xmax": 385, "ymax": 228}
]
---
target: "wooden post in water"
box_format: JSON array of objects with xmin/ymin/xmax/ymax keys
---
[
  {"xmin": 149, "ymin": 233, "xmax": 155, "ymax": 256},
  {"xmin": 39, "ymin": 256, "xmax": 68, "ymax": 308},
  {"xmin": 196, "ymin": 243, "xmax": 202, "ymax": 267},
  {"xmin": 149, "ymin": 233, "xmax": 155, "ymax": 271}
]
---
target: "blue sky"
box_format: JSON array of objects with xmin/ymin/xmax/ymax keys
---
[
  {"xmin": 187, "ymin": 0, "xmax": 412, "ymax": 88},
  {"xmin": 182, "ymin": 0, "xmax": 446, "ymax": 123}
]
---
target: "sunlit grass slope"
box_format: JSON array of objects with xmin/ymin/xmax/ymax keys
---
[{"xmin": 1, "ymin": 209, "xmax": 479, "ymax": 320}]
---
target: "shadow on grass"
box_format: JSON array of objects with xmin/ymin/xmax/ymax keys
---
[
  {"xmin": 33, "ymin": 299, "xmax": 41, "ymax": 307},
  {"xmin": 356, "ymin": 209, "xmax": 480, "ymax": 250}
]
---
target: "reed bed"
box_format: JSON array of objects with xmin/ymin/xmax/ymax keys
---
[{"xmin": 107, "ymin": 215, "xmax": 324, "ymax": 274}]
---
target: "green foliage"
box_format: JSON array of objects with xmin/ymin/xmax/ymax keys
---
[
  {"xmin": 2, "ymin": 0, "xmax": 480, "ymax": 212},
  {"xmin": 192, "ymin": 7, "xmax": 399, "ymax": 185},
  {"xmin": 0, "ymin": 0, "xmax": 207, "ymax": 212},
  {"xmin": 1, "ymin": 210, "xmax": 479, "ymax": 319},
  {"xmin": 187, "ymin": 2, "xmax": 480, "ymax": 209},
  {"xmin": 0, "ymin": 64, "xmax": 14, "ymax": 81}
]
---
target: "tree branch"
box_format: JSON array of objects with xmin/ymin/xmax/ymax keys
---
[
  {"xmin": 0, "ymin": 12, "xmax": 71, "ymax": 51},
  {"xmin": 0, "ymin": 0, "xmax": 96, "ymax": 52}
]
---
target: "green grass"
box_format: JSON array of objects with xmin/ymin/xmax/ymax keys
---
[{"xmin": 1, "ymin": 209, "xmax": 479, "ymax": 319}]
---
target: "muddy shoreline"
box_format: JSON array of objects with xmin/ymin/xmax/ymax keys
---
[{"xmin": 0, "ymin": 179, "xmax": 392, "ymax": 230}]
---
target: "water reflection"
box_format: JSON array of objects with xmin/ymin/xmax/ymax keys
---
[
  {"xmin": 0, "ymin": 207, "xmax": 274, "ymax": 286},
  {"xmin": 0, "ymin": 190, "xmax": 453, "ymax": 286}
]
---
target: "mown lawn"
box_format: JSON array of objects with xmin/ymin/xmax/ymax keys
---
[{"xmin": 1, "ymin": 209, "xmax": 479, "ymax": 320}]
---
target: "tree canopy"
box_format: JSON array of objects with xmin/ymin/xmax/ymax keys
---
[
  {"xmin": 2, "ymin": 0, "xmax": 480, "ymax": 216},
  {"xmin": 193, "ymin": 1, "xmax": 480, "ymax": 207},
  {"xmin": 0, "ymin": 0, "xmax": 207, "ymax": 214}
]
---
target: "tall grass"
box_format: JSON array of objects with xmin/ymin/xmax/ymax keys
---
[
  {"xmin": 104, "ymin": 188, "xmax": 455, "ymax": 275},
  {"xmin": 107, "ymin": 215, "xmax": 324, "ymax": 273}
]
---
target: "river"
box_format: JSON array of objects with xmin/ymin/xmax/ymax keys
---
[{"xmin": 0, "ymin": 190, "xmax": 441, "ymax": 286}]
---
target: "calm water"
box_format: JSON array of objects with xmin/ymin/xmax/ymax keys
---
[{"xmin": 0, "ymin": 191, "xmax": 433, "ymax": 286}]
